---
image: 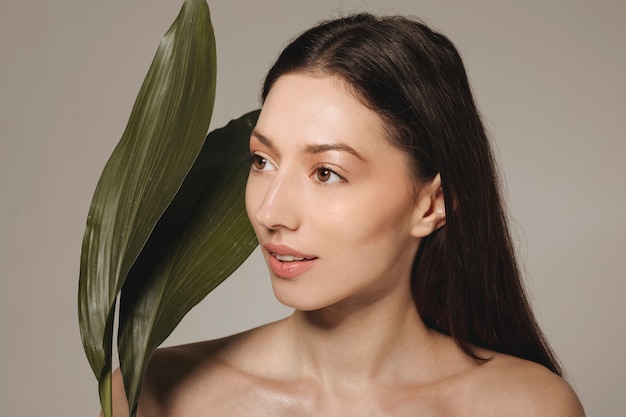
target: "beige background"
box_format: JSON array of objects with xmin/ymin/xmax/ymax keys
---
[{"xmin": 1, "ymin": 0, "xmax": 624, "ymax": 415}]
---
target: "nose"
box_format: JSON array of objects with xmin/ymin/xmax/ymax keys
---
[{"xmin": 253, "ymin": 171, "xmax": 300, "ymax": 231}]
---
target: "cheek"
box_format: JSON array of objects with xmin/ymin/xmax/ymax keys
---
[
  {"xmin": 244, "ymin": 177, "xmax": 260, "ymax": 226},
  {"xmin": 316, "ymin": 186, "xmax": 415, "ymax": 247}
]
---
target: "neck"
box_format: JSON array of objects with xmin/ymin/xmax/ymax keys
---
[{"xmin": 284, "ymin": 288, "xmax": 438, "ymax": 389}]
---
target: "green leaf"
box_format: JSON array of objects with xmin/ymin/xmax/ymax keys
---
[
  {"xmin": 118, "ymin": 110, "xmax": 260, "ymax": 416},
  {"xmin": 78, "ymin": 1, "xmax": 216, "ymax": 416}
]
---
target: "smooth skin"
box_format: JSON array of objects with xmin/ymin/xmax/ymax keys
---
[{"xmin": 106, "ymin": 74, "xmax": 584, "ymax": 417}]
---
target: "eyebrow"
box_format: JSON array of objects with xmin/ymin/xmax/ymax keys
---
[
  {"xmin": 251, "ymin": 129, "xmax": 272, "ymax": 147},
  {"xmin": 251, "ymin": 129, "xmax": 366, "ymax": 162},
  {"xmin": 304, "ymin": 143, "xmax": 366, "ymax": 161}
]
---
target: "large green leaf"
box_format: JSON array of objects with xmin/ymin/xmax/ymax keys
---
[
  {"xmin": 118, "ymin": 110, "xmax": 259, "ymax": 416},
  {"xmin": 78, "ymin": 1, "xmax": 216, "ymax": 416}
]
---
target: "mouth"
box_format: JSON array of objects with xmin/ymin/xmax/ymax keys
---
[
  {"xmin": 263, "ymin": 243, "xmax": 317, "ymax": 261},
  {"xmin": 263, "ymin": 244, "xmax": 318, "ymax": 278},
  {"xmin": 271, "ymin": 252, "xmax": 316, "ymax": 262}
]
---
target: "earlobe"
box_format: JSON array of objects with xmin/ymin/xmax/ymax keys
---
[{"xmin": 411, "ymin": 173, "xmax": 446, "ymax": 238}]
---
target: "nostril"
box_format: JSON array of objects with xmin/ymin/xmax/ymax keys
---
[
  {"xmin": 254, "ymin": 196, "xmax": 281, "ymax": 230},
  {"xmin": 254, "ymin": 195, "xmax": 299, "ymax": 231},
  {"xmin": 255, "ymin": 208, "xmax": 272, "ymax": 229},
  {"xmin": 250, "ymin": 172, "xmax": 300, "ymax": 231}
]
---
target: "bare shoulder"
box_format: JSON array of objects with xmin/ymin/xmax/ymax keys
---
[
  {"xmin": 465, "ymin": 352, "xmax": 585, "ymax": 417},
  {"xmin": 108, "ymin": 337, "xmax": 230, "ymax": 417},
  {"xmin": 138, "ymin": 337, "xmax": 232, "ymax": 414},
  {"xmin": 110, "ymin": 319, "xmax": 289, "ymax": 417}
]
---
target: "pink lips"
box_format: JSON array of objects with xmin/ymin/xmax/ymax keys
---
[{"xmin": 263, "ymin": 243, "xmax": 318, "ymax": 279}]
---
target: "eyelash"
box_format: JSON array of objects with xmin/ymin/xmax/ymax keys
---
[
  {"xmin": 247, "ymin": 152, "xmax": 347, "ymax": 184},
  {"xmin": 312, "ymin": 164, "xmax": 346, "ymax": 184},
  {"xmin": 247, "ymin": 153, "xmax": 273, "ymax": 172}
]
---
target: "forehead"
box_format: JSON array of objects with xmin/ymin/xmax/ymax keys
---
[{"xmin": 256, "ymin": 73, "xmax": 389, "ymax": 152}]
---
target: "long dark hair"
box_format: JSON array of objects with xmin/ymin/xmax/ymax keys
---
[{"xmin": 261, "ymin": 13, "xmax": 562, "ymax": 375}]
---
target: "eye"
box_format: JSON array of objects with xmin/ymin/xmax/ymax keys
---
[
  {"xmin": 249, "ymin": 154, "xmax": 275, "ymax": 172},
  {"xmin": 314, "ymin": 166, "xmax": 345, "ymax": 184}
]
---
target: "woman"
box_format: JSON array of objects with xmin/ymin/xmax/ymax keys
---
[{"xmin": 110, "ymin": 13, "xmax": 584, "ymax": 416}]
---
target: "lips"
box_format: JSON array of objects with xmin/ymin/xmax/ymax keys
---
[
  {"xmin": 272, "ymin": 253, "xmax": 311, "ymax": 262},
  {"xmin": 263, "ymin": 244, "xmax": 318, "ymax": 278}
]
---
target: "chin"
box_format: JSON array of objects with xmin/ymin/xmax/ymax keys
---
[
  {"xmin": 270, "ymin": 279, "xmax": 334, "ymax": 312},
  {"xmin": 272, "ymin": 291, "xmax": 321, "ymax": 312}
]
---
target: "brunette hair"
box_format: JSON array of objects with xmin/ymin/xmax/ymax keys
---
[{"xmin": 261, "ymin": 13, "xmax": 561, "ymax": 375}]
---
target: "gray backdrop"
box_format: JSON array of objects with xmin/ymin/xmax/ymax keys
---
[{"xmin": 1, "ymin": 0, "xmax": 624, "ymax": 415}]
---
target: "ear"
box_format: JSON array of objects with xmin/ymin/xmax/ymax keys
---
[{"xmin": 410, "ymin": 173, "xmax": 446, "ymax": 238}]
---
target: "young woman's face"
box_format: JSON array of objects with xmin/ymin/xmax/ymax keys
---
[{"xmin": 245, "ymin": 73, "xmax": 428, "ymax": 311}]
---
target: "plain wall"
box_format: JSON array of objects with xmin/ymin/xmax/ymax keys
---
[{"xmin": 1, "ymin": 0, "xmax": 624, "ymax": 415}]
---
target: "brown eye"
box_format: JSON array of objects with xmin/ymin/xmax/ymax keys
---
[
  {"xmin": 316, "ymin": 168, "xmax": 331, "ymax": 182},
  {"xmin": 251, "ymin": 155, "xmax": 267, "ymax": 170},
  {"xmin": 314, "ymin": 167, "xmax": 344, "ymax": 184}
]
